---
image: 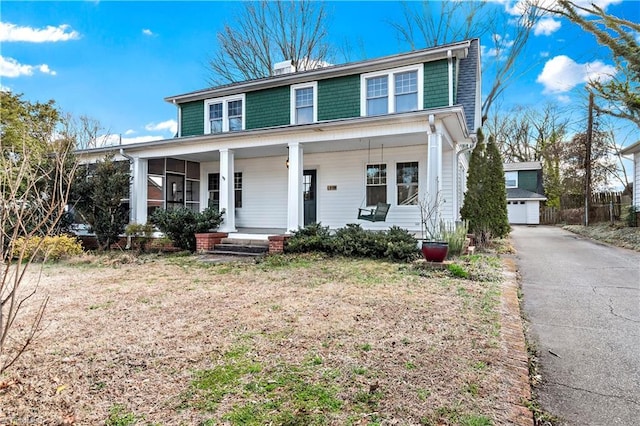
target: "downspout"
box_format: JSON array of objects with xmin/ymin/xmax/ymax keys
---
[
  {"xmin": 455, "ymin": 135, "xmax": 478, "ymax": 219},
  {"xmin": 120, "ymin": 148, "xmax": 134, "ymax": 249}
]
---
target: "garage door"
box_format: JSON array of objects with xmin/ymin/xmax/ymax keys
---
[{"xmin": 507, "ymin": 201, "xmax": 527, "ymax": 224}]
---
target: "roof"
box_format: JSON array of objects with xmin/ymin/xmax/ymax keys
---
[
  {"xmin": 165, "ymin": 39, "xmax": 476, "ymax": 104},
  {"xmin": 503, "ymin": 161, "xmax": 542, "ymax": 171},
  {"xmin": 507, "ymin": 188, "xmax": 547, "ymax": 201},
  {"xmin": 621, "ymin": 140, "xmax": 640, "ymax": 155}
]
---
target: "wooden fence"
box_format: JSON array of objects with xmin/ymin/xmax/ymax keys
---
[{"xmin": 540, "ymin": 192, "xmax": 632, "ymax": 225}]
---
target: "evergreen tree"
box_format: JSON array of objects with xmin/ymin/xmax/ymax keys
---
[
  {"xmin": 72, "ymin": 155, "xmax": 131, "ymax": 250},
  {"xmin": 460, "ymin": 128, "xmax": 487, "ymax": 237},
  {"xmin": 484, "ymin": 135, "xmax": 510, "ymax": 238}
]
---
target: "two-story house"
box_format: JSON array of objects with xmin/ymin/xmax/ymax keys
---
[
  {"xmin": 504, "ymin": 161, "xmax": 547, "ymax": 225},
  {"xmin": 79, "ymin": 39, "xmax": 481, "ymax": 236}
]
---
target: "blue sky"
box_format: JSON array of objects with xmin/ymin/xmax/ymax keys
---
[{"xmin": 1, "ymin": 0, "xmax": 638, "ymax": 148}]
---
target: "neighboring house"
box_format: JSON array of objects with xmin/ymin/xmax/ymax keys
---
[
  {"xmin": 78, "ymin": 39, "xmax": 482, "ymax": 235},
  {"xmin": 504, "ymin": 162, "xmax": 547, "ymax": 225},
  {"xmin": 621, "ymin": 140, "xmax": 640, "ymax": 208}
]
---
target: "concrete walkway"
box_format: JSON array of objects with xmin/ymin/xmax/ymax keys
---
[{"xmin": 511, "ymin": 226, "xmax": 640, "ymax": 425}]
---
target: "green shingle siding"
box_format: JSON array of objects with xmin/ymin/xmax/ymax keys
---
[
  {"xmin": 180, "ymin": 101, "xmax": 204, "ymax": 137},
  {"xmin": 423, "ymin": 59, "xmax": 449, "ymax": 109},
  {"xmin": 318, "ymin": 75, "xmax": 360, "ymax": 120},
  {"xmin": 518, "ymin": 170, "xmax": 538, "ymax": 192},
  {"xmin": 245, "ymin": 86, "xmax": 290, "ymax": 129}
]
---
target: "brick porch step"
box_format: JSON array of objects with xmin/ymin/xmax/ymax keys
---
[{"xmin": 209, "ymin": 238, "xmax": 269, "ymax": 257}]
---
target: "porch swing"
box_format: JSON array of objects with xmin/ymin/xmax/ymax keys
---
[{"xmin": 357, "ymin": 141, "xmax": 391, "ymax": 222}]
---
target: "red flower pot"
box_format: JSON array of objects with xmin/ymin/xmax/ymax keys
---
[{"xmin": 421, "ymin": 241, "xmax": 449, "ymax": 262}]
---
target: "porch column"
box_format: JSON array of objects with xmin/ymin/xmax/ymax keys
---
[
  {"xmin": 131, "ymin": 157, "xmax": 148, "ymax": 225},
  {"xmin": 218, "ymin": 148, "xmax": 237, "ymax": 232},
  {"xmin": 287, "ymin": 142, "xmax": 303, "ymax": 232},
  {"xmin": 427, "ymin": 130, "xmax": 443, "ymax": 224}
]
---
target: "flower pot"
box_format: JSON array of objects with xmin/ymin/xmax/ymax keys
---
[{"xmin": 421, "ymin": 241, "xmax": 449, "ymax": 262}]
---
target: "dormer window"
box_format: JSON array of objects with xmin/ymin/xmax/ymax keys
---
[
  {"xmin": 204, "ymin": 94, "xmax": 245, "ymax": 134},
  {"xmin": 361, "ymin": 64, "xmax": 424, "ymax": 117},
  {"xmin": 290, "ymin": 82, "xmax": 318, "ymax": 124},
  {"xmin": 505, "ymin": 171, "xmax": 518, "ymax": 188}
]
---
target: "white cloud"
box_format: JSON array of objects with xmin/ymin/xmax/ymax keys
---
[
  {"xmin": 142, "ymin": 28, "xmax": 154, "ymax": 36},
  {"xmin": 0, "ymin": 55, "xmax": 56, "ymax": 77},
  {"xmin": 124, "ymin": 129, "xmax": 136, "ymax": 135},
  {"xmin": 481, "ymin": 34, "xmax": 515, "ymax": 61},
  {"xmin": 0, "ymin": 84, "xmax": 11, "ymax": 92},
  {"xmin": 145, "ymin": 119, "xmax": 178, "ymax": 134},
  {"xmin": 0, "ymin": 22, "xmax": 80, "ymax": 42},
  {"xmin": 556, "ymin": 95, "xmax": 571, "ymax": 104},
  {"xmin": 536, "ymin": 55, "xmax": 616, "ymax": 94},
  {"xmin": 534, "ymin": 17, "xmax": 561, "ymax": 36},
  {"xmin": 540, "ymin": 51, "xmax": 550, "ymax": 58}
]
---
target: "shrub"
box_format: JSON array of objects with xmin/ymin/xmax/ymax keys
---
[
  {"xmin": 285, "ymin": 222, "xmax": 333, "ymax": 253},
  {"xmin": 440, "ymin": 220, "xmax": 469, "ymax": 257},
  {"xmin": 382, "ymin": 226, "xmax": 419, "ymax": 262},
  {"xmin": 149, "ymin": 207, "xmax": 224, "ymax": 252},
  {"xmin": 124, "ymin": 222, "xmax": 155, "ymax": 252},
  {"xmin": 625, "ymin": 205, "xmax": 638, "ymax": 227},
  {"xmin": 12, "ymin": 235, "xmax": 83, "ymax": 261},
  {"xmin": 286, "ymin": 223, "xmax": 418, "ymax": 262}
]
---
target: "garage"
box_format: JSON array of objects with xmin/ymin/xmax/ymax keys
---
[
  {"xmin": 506, "ymin": 188, "xmax": 547, "ymax": 225},
  {"xmin": 507, "ymin": 200, "xmax": 528, "ymax": 224}
]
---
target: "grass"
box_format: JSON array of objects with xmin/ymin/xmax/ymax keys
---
[
  {"xmin": 564, "ymin": 222, "xmax": 640, "ymax": 251},
  {"xmin": 3, "ymin": 252, "xmax": 515, "ymax": 424}
]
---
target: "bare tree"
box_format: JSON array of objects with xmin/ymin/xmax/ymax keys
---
[
  {"xmin": 1, "ymin": 93, "xmax": 78, "ymax": 373},
  {"xmin": 487, "ymin": 104, "xmax": 569, "ymax": 207},
  {"xmin": 551, "ymin": 1, "xmax": 640, "ymax": 127},
  {"xmin": 391, "ymin": 0, "xmax": 547, "ymax": 123},
  {"xmin": 208, "ymin": 0, "xmax": 331, "ymax": 85}
]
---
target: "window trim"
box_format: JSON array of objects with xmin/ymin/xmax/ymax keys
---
[
  {"xmin": 360, "ymin": 64, "xmax": 424, "ymax": 117},
  {"xmin": 204, "ymin": 94, "xmax": 246, "ymax": 134},
  {"xmin": 365, "ymin": 162, "xmax": 387, "ymax": 207},
  {"xmin": 396, "ymin": 161, "xmax": 419, "ymax": 206},
  {"xmin": 505, "ymin": 171, "xmax": 518, "ymax": 188},
  {"xmin": 290, "ymin": 82, "xmax": 318, "ymax": 124}
]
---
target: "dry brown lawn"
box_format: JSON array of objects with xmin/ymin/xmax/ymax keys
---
[{"xmin": 1, "ymin": 253, "xmax": 520, "ymax": 425}]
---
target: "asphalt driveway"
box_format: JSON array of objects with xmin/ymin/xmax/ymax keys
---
[{"xmin": 510, "ymin": 225, "xmax": 640, "ymax": 426}]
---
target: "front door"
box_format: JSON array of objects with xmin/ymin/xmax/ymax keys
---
[{"xmin": 303, "ymin": 170, "xmax": 317, "ymax": 226}]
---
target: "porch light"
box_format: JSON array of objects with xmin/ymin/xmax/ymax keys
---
[{"xmin": 286, "ymin": 157, "xmax": 289, "ymax": 168}]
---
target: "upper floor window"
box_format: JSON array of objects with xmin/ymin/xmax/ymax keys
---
[
  {"xmin": 205, "ymin": 94, "xmax": 245, "ymax": 134},
  {"xmin": 505, "ymin": 171, "xmax": 518, "ymax": 188},
  {"xmin": 290, "ymin": 82, "xmax": 317, "ymax": 124},
  {"xmin": 360, "ymin": 64, "xmax": 424, "ymax": 117}
]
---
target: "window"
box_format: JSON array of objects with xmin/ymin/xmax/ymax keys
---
[
  {"xmin": 361, "ymin": 64, "xmax": 423, "ymax": 116},
  {"xmin": 234, "ymin": 172, "xmax": 243, "ymax": 208},
  {"xmin": 290, "ymin": 82, "xmax": 317, "ymax": 124},
  {"xmin": 395, "ymin": 71, "xmax": 418, "ymax": 112},
  {"xmin": 397, "ymin": 162, "xmax": 419, "ymax": 205},
  {"xmin": 147, "ymin": 158, "xmax": 200, "ymax": 214},
  {"xmin": 366, "ymin": 164, "xmax": 387, "ymax": 205},
  {"xmin": 505, "ymin": 171, "xmax": 518, "ymax": 188},
  {"xmin": 208, "ymin": 172, "xmax": 242, "ymax": 209},
  {"xmin": 366, "ymin": 76, "xmax": 388, "ymax": 116},
  {"xmin": 204, "ymin": 94, "xmax": 245, "ymax": 134},
  {"xmin": 208, "ymin": 173, "xmax": 220, "ymax": 210},
  {"xmin": 209, "ymin": 103, "xmax": 223, "ymax": 133}
]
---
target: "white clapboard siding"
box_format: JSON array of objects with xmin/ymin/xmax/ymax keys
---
[
  {"xmin": 635, "ymin": 153, "xmax": 640, "ymax": 207},
  {"xmin": 441, "ymin": 149, "xmax": 455, "ymax": 223},
  {"xmin": 199, "ymin": 144, "xmax": 468, "ymax": 232}
]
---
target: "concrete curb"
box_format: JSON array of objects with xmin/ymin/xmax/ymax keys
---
[{"xmin": 500, "ymin": 257, "xmax": 534, "ymax": 425}]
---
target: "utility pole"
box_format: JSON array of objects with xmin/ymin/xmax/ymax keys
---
[{"xmin": 584, "ymin": 92, "xmax": 593, "ymax": 226}]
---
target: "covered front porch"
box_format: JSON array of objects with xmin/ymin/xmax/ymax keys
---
[{"xmin": 116, "ymin": 109, "xmax": 471, "ymax": 235}]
